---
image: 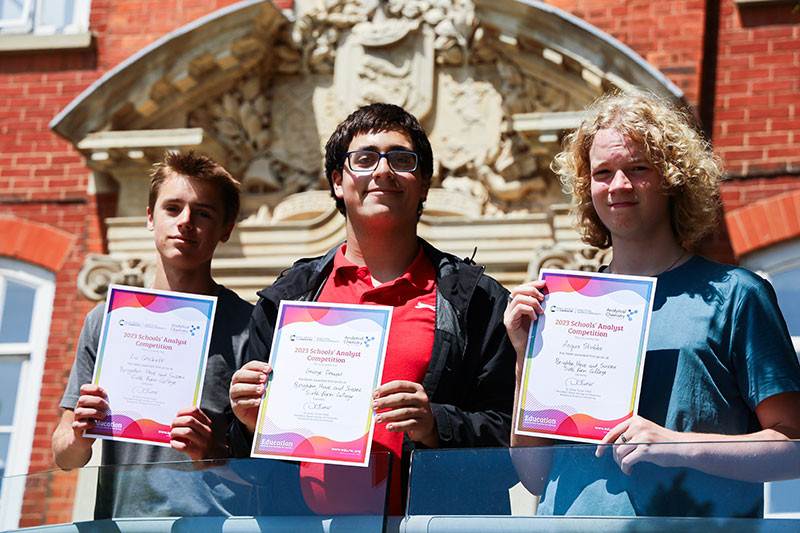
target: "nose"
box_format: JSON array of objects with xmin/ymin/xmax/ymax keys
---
[
  {"xmin": 372, "ymin": 154, "xmax": 394, "ymax": 178},
  {"xmin": 176, "ymin": 206, "xmax": 193, "ymax": 228},
  {"xmin": 608, "ymin": 170, "xmax": 633, "ymax": 192}
]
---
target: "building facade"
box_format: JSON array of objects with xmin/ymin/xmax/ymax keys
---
[{"xmin": 0, "ymin": 0, "xmax": 798, "ymax": 528}]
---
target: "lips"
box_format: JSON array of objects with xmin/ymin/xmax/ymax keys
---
[
  {"xmin": 169, "ymin": 234, "xmax": 197, "ymax": 244},
  {"xmin": 608, "ymin": 200, "xmax": 637, "ymax": 208},
  {"xmin": 367, "ymin": 188, "xmax": 402, "ymax": 193}
]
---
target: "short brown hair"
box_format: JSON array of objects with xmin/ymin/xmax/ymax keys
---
[
  {"xmin": 552, "ymin": 90, "xmax": 723, "ymax": 248},
  {"xmin": 149, "ymin": 151, "xmax": 241, "ymax": 225}
]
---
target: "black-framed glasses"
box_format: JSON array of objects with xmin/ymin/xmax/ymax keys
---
[{"xmin": 345, "ymin": 150, "xmax": 419, "ymax": 173}]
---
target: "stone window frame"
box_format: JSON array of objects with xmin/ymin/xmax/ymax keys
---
[{"xmin": 0, "ymin": 258, "xmax": 55, "ymax": 531}]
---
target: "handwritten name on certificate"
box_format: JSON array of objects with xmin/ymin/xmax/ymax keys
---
[
  {"xmin": 251, "ymin": 301, "xmax": 391, "ymax": 467},
  {"xmin": 85, "ymin": 284, "xmax": 216, "ymax": 446},
  {"xmin": 515, "ymin": 270, "xmax": 656, "ymax": 443}
]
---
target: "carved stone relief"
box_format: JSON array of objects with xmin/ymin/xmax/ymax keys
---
[
  {"xmin": 527, "ymin": 245, "xmax": 612, "ymax": 279},
  {"xmin": 334, "ymin": 19, "xmax": 434, "ymax": 122},
  {"xmin": 181, "ymin": 0, "xmax": 598, "ymax": 220},
  {"xmin": 78, "ymin": 255, "xmax": 157, "ymax": 301}
]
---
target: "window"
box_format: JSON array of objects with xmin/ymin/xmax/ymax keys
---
[
  {"xmin": 742, "ymin": 238, "xmax": 800, "ymax": 518},
  {"xmin": 0, "ymin": 258, "xmax": 54, "ymax": 531},
  {"xmin": 0, "ymin": 0, "xmax": 90, "ymax": 35}
]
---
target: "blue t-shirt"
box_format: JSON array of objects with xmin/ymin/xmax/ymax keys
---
[{"xmin": 537, "ymin": 255, "xmax": 800, "ymax": 517}]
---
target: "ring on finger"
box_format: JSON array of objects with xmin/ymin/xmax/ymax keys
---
[{"xmin": 620, "ymin": 433, "xmax": 628, "ymax": 443}]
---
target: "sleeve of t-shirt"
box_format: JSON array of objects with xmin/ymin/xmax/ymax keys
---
[
  {"xmin": 731, "ymin": 271, "xmax": 800, "ymax": 411},
  {"xmin": 59, "ymin": 304, "xmax": 105, "ymax": 410}
]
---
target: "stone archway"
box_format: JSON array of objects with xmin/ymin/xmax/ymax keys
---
[{"xmin": 51, "ymin": 0, "xmax": 683, "ymax": 300}]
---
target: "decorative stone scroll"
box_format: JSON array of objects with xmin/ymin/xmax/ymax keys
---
[
  {"xmin": 77, "ymin": 255, "xmax": 157, "ymax": 301},
  {"xmin": 526, "ymin": 245, "xmax": 612, "ymax": 279}
]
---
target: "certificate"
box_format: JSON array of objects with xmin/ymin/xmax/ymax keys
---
[
  {"xmin": 515, "ymin": 269, "xmax": 656, "ymax": 443},
  {"xmin": 251, "ymin": 301, "xmax": 391, "ymax": 467},
  {"xmin": 85, "ymin": 284, "xmax": 216, "ymax": 446}
]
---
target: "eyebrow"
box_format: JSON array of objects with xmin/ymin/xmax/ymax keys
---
[
  {"xmin": 350, "ymin": 144, "xmax": 414, "ymax": 152},
  {"xmin": 161, "ymin": 198, "xmax": 220, "ymax": 212},
  {"xmin": 591, "ymin": 156, "xmax": 650, "ymax": 168}
]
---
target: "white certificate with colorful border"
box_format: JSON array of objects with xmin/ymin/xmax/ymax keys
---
[
  {"xmin": 251, "ymin": 301, "xmax": 391, "ymax": 467},
  {"xmin": 85, "ymin": 284, "xmax": 216, "ymax": 447},
  {"xmin": 514, "ymin": 269, "xmax": 657, "ymax": 443}
]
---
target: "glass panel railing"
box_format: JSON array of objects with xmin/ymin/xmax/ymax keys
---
[
  {"xmin": 2, "ymin": 452, "xmax": 390, "ymax": 533},
  {"xmin": 405, "ymin": 441, "xmax": 800, "ymax": 532}
]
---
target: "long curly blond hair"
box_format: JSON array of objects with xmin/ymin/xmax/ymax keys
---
[{"xmin": 552, "ymin": 90, "xmax": 723, "ymax": 249}]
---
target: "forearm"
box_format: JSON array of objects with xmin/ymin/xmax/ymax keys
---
[
  {"xmin": 656, "ymin": 428, "xmax": 800, "ymax": 482},
  {"xmin": 52, "ymin": 412, "xmax": 93, "ymax": 469},
  {"xmin": 510, "ymin": 346, "xmax": 553, "ymax": 449}
]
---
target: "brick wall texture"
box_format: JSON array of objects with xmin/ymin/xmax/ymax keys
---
[{"xmin": 1, "ymin": 0, "xmax": 798, "ymax": 527}]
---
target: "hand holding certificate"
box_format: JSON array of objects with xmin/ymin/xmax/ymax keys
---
[
  {"xmin": 85, "ymin": 285, "xmax": 216, "ymax": 446},
  {"xmin": 515, "ymin": 270, "xmax": 656, "ymax": 443},
  {"xmin": 251, "ymin": 301, "xmax": 391, "ymax": 466}
]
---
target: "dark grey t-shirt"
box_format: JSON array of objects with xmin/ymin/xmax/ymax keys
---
[{"xmin": 60, "ymin": 287, "xmax": 253, "ymax": 518}]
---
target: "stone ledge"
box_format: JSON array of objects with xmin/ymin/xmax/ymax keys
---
[
  {"xmin": 734, "ymin": 0, "xmax": 795, "ymax": 5},
  {"xmin": 0, "ymin": 32, "xmax": 92, "ymax": 52}
]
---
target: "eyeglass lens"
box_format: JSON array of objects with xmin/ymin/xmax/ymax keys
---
[{"xmin": 348, "ymin": 151, "xmax": 417, "ymax": 172}]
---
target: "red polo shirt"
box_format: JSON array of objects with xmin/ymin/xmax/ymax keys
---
[{"xmin": 300, "ymin": 244, "xmax": 437, "ymax": 515}]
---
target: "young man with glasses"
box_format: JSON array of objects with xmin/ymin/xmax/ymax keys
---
[{"xmin": 229, "ymin": 103, "xmax": 515, "ymax": 514}]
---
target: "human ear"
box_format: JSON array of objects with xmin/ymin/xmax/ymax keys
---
[
  {"xmin": 220, "ymin": 221, "xmax": 235, "ymax": 243},
  {"xmin": 146, "ymin": 207, "xmax": 154, "ymax": 231},
  {"xmin": 332, "ymin": 170, "xmax": 344, "ymax": 199}
]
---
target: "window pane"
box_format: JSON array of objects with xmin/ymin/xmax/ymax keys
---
[
  {"xmin": 37, "ymin": 0, "xmax": 74, "ymax": 30},
  {"xmin": 0, "ymin": 359, "xmax": 22, "ymax": 426},
  {"xmin": 0, "ymin": 0, "xmax": 26, "ymax": 20},
  {"xmin": 768, "ymin": 479, "xmax": 800, "ymax": 515},
  {"xmin": 0, "ymin": 280, "xmax": 35, "ymax": 343},
  {"xmin": 0, "ymin": 432, "xmax": 9, "ymax": 480},
  {"xmin": 772, "ymin": 268, "xmax": 800, "ymax": 337}
]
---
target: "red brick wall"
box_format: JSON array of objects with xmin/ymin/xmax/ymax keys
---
[
  {"xmin": 545, "ymin": 0, "xmax": 707, "ymax": 108},
  {"xmin": 713, "ymin": 0, "xmax": 800, "ymax": 177}
]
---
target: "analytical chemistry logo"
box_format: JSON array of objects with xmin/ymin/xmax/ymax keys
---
[
  {"xmin": 170, "ymin": 323, "xmax": 202, "ymax": 336},
  {"xmin": 605, "ymin": 307, "xmax": 639, "ymax": 321},
  {"xmin": 343, "ymin": 335, "xmax": 373, "ymax": 347}
]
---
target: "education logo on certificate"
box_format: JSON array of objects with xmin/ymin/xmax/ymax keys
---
[
  {"xmin": 86, "ymin": 284, "xmax": 217, "ymax": 446},
  {"xmin": 515, "ymin": 269, "xmax": 657, "ymax": 443},
  {"xmin": 251, "ymin": 301, "xmax": 391, "ymax": 467}
]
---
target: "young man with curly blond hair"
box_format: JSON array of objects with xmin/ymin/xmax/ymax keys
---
[{"xmin": 505, "ymin": 91, "xmax": 800, "ymax": 516}]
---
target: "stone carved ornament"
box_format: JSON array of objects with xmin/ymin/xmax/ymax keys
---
[
  {"xmin": 78, "ymin": 255, "xmax": 157, "ymax": 301},
  {"xmin": 527, "ymin": 245, "xmax": 612, "ymax": 279},
  {"xmin": 192, "ymin": 0, "xmax": 580, "ymax": 219}
]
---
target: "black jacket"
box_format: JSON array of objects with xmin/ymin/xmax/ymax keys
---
[{"xmin": 230, "ymin": 240, "xmax": 515, "ymax": 472}]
